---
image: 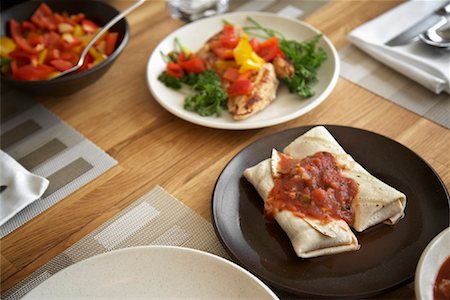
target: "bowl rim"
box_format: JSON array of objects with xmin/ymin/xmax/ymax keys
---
[
  {"xmin": 0, "ymin": 0, "xmax": 130, "ymax": 84},
  {"xmin": 415, "ymin": 227, "xmax": 450, "ymax": 300}
]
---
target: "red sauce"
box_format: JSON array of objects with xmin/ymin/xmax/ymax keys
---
[
  {"xmin": 267, "ymin": 151, "xmax": 358, "ymax": 224},
  {"xmin": 434, "ymin": 256, "xmax": 450, "ymax": 300}
]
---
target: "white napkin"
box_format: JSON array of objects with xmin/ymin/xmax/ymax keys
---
[
  {"xmin": 0, "ymin": 150, "xmax": 49, "ymax": 226},
  {"xmin": 348, "ymin": 0, "xmax": 450, "ymax": 94}
]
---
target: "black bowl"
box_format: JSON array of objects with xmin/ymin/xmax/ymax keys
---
[{"xmin": 0, "ymin": 0, "xmax": 130, "ymax": 96}]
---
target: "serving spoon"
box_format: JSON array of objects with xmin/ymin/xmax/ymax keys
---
[
  {"xmin": 419, "ymin": 16, "xmax": 450, "ymax": 48},
  {"xmin": 51, "ymin": 0, "xmax": 145, "ymax": 80}
]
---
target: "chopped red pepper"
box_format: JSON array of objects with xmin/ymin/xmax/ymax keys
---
[
  {"xmin": 210, "ymin": 41, "xmax": 234, "ymax": 60},
  {"xmin": 104, "ymin": 32, "xmax": 118, "ymax": 56},
  {"xmin": 257, "ymin": 36, "xmax": 283, "ymax": 62},
  {"xmin": 166, "ymin": 62, "xmax": 184, "ymax": 78},
  {"xmin": 227, "ymin": 79, "xmax": 252, "ymax": 97},
  {"xmin": 13, "ymin": 64, "xmax": 55, "ymax": 81},
  {"xmin": 249, "ymin": 38, "xmax": 260, "ymax": 52},
  {"xmin": 180, "ymin": 56, "xmax": 205, "ymax": 73},
  {"xmin": 31, "ymin": 3, "xmax": 57, "ymax": 31},
  {"xmin": 49, "ymin": 59, "xmax": 73, "ymax": 71},
  {"xmin": 2, "ymin": 4, "xmax": 119, "ymax": 81},
  {"xmin": 9, "ymin": 19, "xmax": 38, "ymax": 54},
  {"xmin": 222, "ymin": 67, "xmax": 240, "ymax": 82}
]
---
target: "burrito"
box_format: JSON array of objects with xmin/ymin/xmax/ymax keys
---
[
  {"xmin": 283, "ymin": 126, "xmax": 407, "ymax": 232},
  {"xmin": 243, "ymin": 126, "xmax": 407, "ymax": 258},
  {"xmin": 243, "ymin": 150, "xmax": 360, "ymax": 258}
]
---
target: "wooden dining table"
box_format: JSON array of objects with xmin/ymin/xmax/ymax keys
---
[{"xmin": 1, "ymin": 0, "xmax": 449, "ymax": 298}]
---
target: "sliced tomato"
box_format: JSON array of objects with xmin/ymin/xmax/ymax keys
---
[
  {"xmin": 222, "ymin": 67, "xmax": 239, "ymax": 82},
  {"xmin": 59, "ymin": 51, "xmax": 76, "ymax": 62},
  {"xmin": 13, "ymin": 64, "xmax": 55, "ymax": 80},
  {"xmin": 219, "ymin": 34, "xmax": 239, "ymax": 49},
  {"xmin": 227, "ymin": 79, "xmax": 252, "ymax": 97},
  {"xmin": 8, "ymin": 48, "xmax": 33, "ymax": 63},
  {"xmin": 81, "ymin": 19, "xmax": 99, "ymax": 33},
  {"xmin": 49, "ymin": 59, "xmax": 73, "ymax": 71},
  {"xmin": 43, "ymin": 31, "xmax": 61, "ymax": 49},
  {"xmin": 166, "ymin": 62, "xmax": 184, "ymax": 78},
  {"xmin": 237, "ymin": 70, "xmax": 252, "ymax": 81},
  {"xmin": 218, "ymin": 24, "xmax": 239, "ymax": 49},
  {"xmin": 257, "ymin": 37, "xmax": 281, "ymax": 62},
  {"xmin": 4, "ymin": 4, "xmax": 118, "ymax": 81},
  {"xmin": 104, "ymin": 32, "xmax": 118, "ymax": 56},
  {"xmin": 210, "ymin": 41, "xmax": 234, "ymax": 60},
  {"xmin": 222, "ymin": 24, "xmax": 235, "ymax": 36},
  {"xmin": 21, "ymin": 21, "xmax": 37, "ymax": 31},
  {"xmin": 61, "ymin": 37, "xmax": 83, "ymax": 50},
  {"xmin": 10, "ymin": 60, "xmax": 18, "ymax": 76},
  {"xmin": 9, "ymin": 19, "xmax": 38, "ymax": 54},
  {"xmin": 70, "ymin": 13, "xmax": 86, "ymax": 24},
  {"xmin": 179, "ymin": 56, "xmax": 205, "ymax": 73},
  {"xmin": 31, "ymin": 3, "xmax": 57, "ymax": 31},
  {"xmin": 212, "ymin": 47, "xmax": 233, "ymax": 59},
  {"xmin": 249, "ymin": 38, "xmax": 260, "ymax": 52},
  {"xmin": 27, "ymin": 32, "xmax": 44, "ymax": 47}
]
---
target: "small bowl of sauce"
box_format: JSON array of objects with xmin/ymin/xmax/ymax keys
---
[
  {"xmin": 416, "ymin": 227, "xmax": 450, "ymax": 300},
  {"xmin": 434, "ymin": 256, "xmax": 450, "ymax": 300}
]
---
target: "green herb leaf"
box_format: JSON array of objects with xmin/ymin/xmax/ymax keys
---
[
  {"xmin": 244, "ymin": 17, "xmax": 327, "ymax": 98},
  {"xmin": 158, "ymin": 71, "xmax": 182, "ymax": 90},
  {"xmin": 279, "ymin": 35, "xmax": 327, "ymax": 97},
  {"xmin": 183, "ymin": 71, "xmax": 228, "ymax": 117},
  {"xmin": 0, "ymin": 57, "xmax": 11, "ymax": 66}
]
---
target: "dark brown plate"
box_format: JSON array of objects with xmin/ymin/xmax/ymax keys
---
[{"xmin": 211, "ymin": 125, "xmax": 449, "ymax": 298}]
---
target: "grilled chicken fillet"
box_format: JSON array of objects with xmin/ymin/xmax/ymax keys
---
[{"xmin": 228, "ymin": 63, "xmax": 279, "ymax": 120}]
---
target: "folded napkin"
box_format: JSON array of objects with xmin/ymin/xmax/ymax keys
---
[
  {"xmin": 348, "ymin": 0, "xmax": 450, "ymax": 94},
  {"xmin": 0, "ymin": 150, "xmax": 49, "ymax": 226}
]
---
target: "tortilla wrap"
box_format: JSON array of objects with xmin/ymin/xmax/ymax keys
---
[
  {"xmin": 243, "ymin": 153, "xmax": 360, "ymax": 258},
  {"xmin": 283, "ymin": 126, "xmax": 407, "ymax": 232}
]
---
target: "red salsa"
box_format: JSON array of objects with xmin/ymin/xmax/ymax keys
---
[
  {"xmin": 267, "ymin": 151, "xmax": 358, "ymax": 224},
  {"xmin": 434, "ymin": 256, "xmax": 450, "ymax": 300}
]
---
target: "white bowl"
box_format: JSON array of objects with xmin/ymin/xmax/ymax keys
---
[{"xmin": 415, "ymin": 227, "xmax": 450, "ymax": 300}]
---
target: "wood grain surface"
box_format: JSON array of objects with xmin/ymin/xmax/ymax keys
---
[{"xmin": 1, "ymin": 0, "xmax": 449, "ymax": 298}]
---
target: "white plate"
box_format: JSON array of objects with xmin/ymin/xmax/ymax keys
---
[
  {"xmin": 415, "ymin": 227, "xmax": 450, "ymax": 300},
  {"xmin": 24, "ymin": 246, "xmax": 279, "ymax": 299},
  {"xmin": 146, "ymin": 12, "xmax": 340, "ymax": 130}
]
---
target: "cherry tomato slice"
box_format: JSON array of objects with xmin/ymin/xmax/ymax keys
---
[{"xmin": 227, "ymin": 79, "xmax": 252, "ymax": 97}]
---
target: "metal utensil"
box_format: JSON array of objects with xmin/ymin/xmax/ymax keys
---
[
  {"xmin": 51, "ymin": 0, "xmax": 145, "ymax": 80},
  {"xmin": 419, "ymin": 16, "xmax": 450, "ymax": 48},
  {"xmin": 0, "ymin": 185, "xmax": 7, "ymax": 194},
  {"xmin": 386, "ymin": 2, "xmax": 450, "ymax": 47}
]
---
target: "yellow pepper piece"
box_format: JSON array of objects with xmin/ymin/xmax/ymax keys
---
[
  {"xmin": 89, "ymin": 46, "xmax": 106, "ymax": 65},
  {"xmin": 233, "ymin": 36, "xmax": 264, "ymax": 73},
  {"xmin": 96, "ymin": 40, "xmax": 106, "ymax": 55},
  {"xmin": 73, "ymin": 25, "xmax": 85, "ymax": 37},
  {"xmin": 0, "ymin": 36, "xmax": 16, "ymax": 57},
  {"xmin": 38, "ymin": 48, "xmax": 48, "ymax": 64},
  {"xmin": 215, "ymin": 59, "xmax": 237, "ymax": 72},
  {"xmin": 89, "ymin": 47, "xmax": 101, "ymax": 59}
]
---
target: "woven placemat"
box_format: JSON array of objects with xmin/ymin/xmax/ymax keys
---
[
  {"xmin": 1, "ymin": 185, "xmax": 229, "ymax": 300},
  {"xmin": 340, "ymin": 45, "xmax": 450, "ymax": 129},
  {"xmin": 0, "ymin": 90, "xmax": 117, "ymax": 237}
]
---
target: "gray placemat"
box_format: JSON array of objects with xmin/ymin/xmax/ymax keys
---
[
  {"xmin": 1, "ymin": 185, "xmax": 229, "ymax": 300},
  {"xmin": 0, "ymin": 90, "xmax": 117, "ymax": 237},
  {"xmin": 340, "ymin": 45, "xmax": 450, "ymax": 129}
]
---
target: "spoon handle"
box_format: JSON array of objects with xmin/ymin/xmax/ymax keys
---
[{"xmin": 56, "ymin": 0, "xmax": 145, "ymax": 78}]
